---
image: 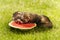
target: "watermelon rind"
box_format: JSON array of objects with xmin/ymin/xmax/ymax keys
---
[{"xmin": 9, "ymin": 21, "xmax": 36, "ymax": 30}]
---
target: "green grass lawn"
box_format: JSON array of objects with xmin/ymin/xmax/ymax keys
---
[{"xmin": 0, "ymin": 0, "xmax": 60, "ymax": 40}]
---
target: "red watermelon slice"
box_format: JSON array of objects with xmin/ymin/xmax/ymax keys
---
[{"xmin": 9, "ymin": 21, "xmax": 36, "ymax": 30}]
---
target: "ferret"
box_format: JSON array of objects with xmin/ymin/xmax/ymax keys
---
[{"xmin": 13, "ymin": 11, "xmax": 53, "ymax": 28}]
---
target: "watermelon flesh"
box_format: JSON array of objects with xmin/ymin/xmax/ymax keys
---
[{"xmin": 9, "ymin": 21, "xmax": 36, "ymax": 29}]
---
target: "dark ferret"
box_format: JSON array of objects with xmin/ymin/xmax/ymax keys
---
[{"xmin": 13, "ymin": 11, "xmax": 53, "ymax": 28}]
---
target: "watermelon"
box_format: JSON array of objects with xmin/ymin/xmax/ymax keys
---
[{"xmin": 9, "ymin": 21, "xmax": 36, "ymax": 30}]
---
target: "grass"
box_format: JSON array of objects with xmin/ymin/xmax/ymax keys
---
[{"xmin": 0, "ymin": 0, "xmax": 60, "ymax": 40}]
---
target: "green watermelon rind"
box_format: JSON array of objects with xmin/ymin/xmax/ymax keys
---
[{"xmin": 9, "ymin": 21, "xmax": 36, "ymax": 30}]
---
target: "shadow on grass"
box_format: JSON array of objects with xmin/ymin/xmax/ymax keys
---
[{"xmin": 9, "ymin": 26, "xmax": 53, "ymax": 35}]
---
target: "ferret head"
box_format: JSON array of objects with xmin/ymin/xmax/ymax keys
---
[{"xmin": 13, "ymin": 11, "xmax": 30, "ymax": 23}]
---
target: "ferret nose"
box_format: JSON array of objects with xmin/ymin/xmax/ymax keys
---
[
  {"xmin": 24, "ymin": 19, "xmax": 28, "ymax": 23},
  {"xmin": 17, "ymin": 19, "xmax": 20, "ymax": 21},
  {"xmin": 17, "ymin": 19, "xmax": 23, "ymax": 23}
]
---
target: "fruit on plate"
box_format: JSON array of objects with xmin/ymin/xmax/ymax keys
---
[{"xmin": 9, "ymin": 21, "xmax": 36, "ymax": 30}]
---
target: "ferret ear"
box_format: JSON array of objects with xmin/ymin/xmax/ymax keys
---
[{"xmin": 13, "ymin": 11, "xmax": 20, "ymax": 17}]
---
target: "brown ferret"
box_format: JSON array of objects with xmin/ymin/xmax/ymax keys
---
[{"xmin": 13, "ymin": 11, "xmax": 53, "ymax": 28}]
